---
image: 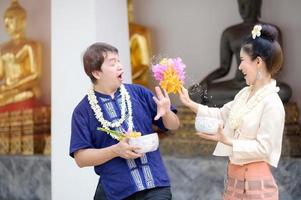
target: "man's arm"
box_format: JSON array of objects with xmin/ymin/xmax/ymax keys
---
[
  {"xmin": 161, "ymin": 110, "xmax": 180, "ymax": 130},
  {"xmin": 153, "ymin": 86, "xmax": 180, "ymax": 130},
  {"xmin": 74, "ymin": 146, "xmax": 117, "ymax": 168},
  {"xmin": 74, "ymin": 138, "xmax": 142, "ymax": 168}
]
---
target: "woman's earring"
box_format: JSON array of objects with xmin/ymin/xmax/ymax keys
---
[{"xmin": 256, "ymin": 70, "xmax": 262, "ymax": 80}]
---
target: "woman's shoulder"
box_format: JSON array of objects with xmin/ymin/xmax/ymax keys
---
[
  {"xmin": 264, "ymin": 92, "xmax": 284, "ymax": 105},
  {"xmin": 263, "ymin": 92, "xmax": 285, "ymax": 114}
]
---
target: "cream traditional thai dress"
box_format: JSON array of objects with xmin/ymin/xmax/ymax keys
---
[{"xmin": 197, "ymin": 80, "xmax": 285, "ymax": 200}]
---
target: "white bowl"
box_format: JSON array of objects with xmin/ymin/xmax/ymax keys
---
[
  {"xmin": 195, "ymin": 116, "xmax": 221, "ymax": 134},
  {"xmin": 129, "ymin": 133, "xmax": 159, "ymax": 154}
]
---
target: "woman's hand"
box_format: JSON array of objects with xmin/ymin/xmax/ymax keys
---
[
  {"xmin": 178, "ymin": 86, "xmax": 192, "ymax": 107},
  {"xmin": 178, "ymin": 86, "xmax": 199, "ymax": 113},
  {"xmin": 153, "ymin": 86, "xmax": 171, "ymax": 120},
  {"xmin": 196, "ymin": 124, "xmax": 233, "ymax": 146}
]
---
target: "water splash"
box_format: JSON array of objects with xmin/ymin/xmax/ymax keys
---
[
  {"xmin": 148, "ymin": 54, "xmax": 167, "ymax": 76},
  {"xmin": 184, "ymin": 74, "xmax": 210, "ymax": 101},
  {"xmin": 150, "ymin": 54, "xmax": 168, "ymax": 67}
]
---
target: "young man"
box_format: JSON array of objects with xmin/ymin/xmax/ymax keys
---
[{"xmin": 69, "ymin": 42, "xmax": 180, "ymax": 200}]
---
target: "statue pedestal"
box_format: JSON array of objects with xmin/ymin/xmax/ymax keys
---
[
  {"xmin": 282, "ymin": 102, "xmax": 301, "ymax": 156},
  {"xmin": 0, "ymin": 98, "xmax": 42, "ymax": 113},
  {"xmin": 160, "ymin": 102, "xmax": 301, "ymax": 157},
  {"xmin": 0, "ymin": 100, "xmax": 51, "ymax": 155}
]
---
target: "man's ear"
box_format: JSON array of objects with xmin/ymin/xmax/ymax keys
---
[{"xmin": 91, "ymin": 70, "xmax": 102, "ymax": 80}]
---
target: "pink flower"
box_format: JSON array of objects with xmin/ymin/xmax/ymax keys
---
[
  {"xmin": 152, "ymin": 64, "xmax": 168, "ymax": 81},
  {"xmin": 172, "ymin": 57, "xmax": 186, "ymax": 82}
]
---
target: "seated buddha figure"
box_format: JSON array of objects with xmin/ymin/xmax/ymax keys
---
[
  {"xmin": 189, "ymin": 0, "xmax": 292, "ymax": 107},
  {"xmin": 0, "ymin": 0, "xmax": 42, "ymax": 108}
]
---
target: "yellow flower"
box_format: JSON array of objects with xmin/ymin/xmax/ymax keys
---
[
  {"xmin": 160, "ymin": 67, "xmax": 183, "ymax": 94},
  {"xmin": 127, "ymin": 131, "xmax": 142, "ymax": 138}
]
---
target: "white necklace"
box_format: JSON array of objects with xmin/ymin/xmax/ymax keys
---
[
  {"xmin": 228, "ymin": 80, "xmax": 279, "ymax": 130},
  {"xmin": 87, "ymin": 84, "xmax": 133, "ymax": 134}
]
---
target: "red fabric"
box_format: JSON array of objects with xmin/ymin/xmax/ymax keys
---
[{"xmin": 0, "ymin": 98, "xmax": 43, "ymax": 113}]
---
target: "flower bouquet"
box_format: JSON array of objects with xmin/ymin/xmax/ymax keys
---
[{"xmin": 152, "ymin": 57, "xmax": 186, "ymax": 94}]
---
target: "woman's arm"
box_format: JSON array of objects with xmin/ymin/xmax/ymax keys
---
[{"xmin": 178, "ymin": 86, "xmax": 233, "ymax": 121}]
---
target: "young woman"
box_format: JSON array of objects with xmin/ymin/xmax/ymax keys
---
[{"xmin": 179, "ymin": 24, "xmax": 285, "ymax": 200}]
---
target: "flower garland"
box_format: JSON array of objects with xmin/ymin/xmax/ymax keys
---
[
  {"xmin": 228, "ymin": 80, "xmax": 279, "ymax": 130},
  {"xmin": 87, "ymin": 84, "xmax": 133, "ymax": 140}
]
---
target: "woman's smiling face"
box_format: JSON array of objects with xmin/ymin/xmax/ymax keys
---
[{"xmin": 239, "ymin": 49, "xmax": 258, "ymax": 86}]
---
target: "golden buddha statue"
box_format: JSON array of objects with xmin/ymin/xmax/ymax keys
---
[
  {"xmin": 0, "ymin": 0, "xmax": 42, "ymax": 107},
  {"xmin": 128, "ymin": 0, "xmax": 151, "ymax": 87}
]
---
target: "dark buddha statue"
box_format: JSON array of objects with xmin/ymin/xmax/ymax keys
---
[{"xmin": 189, "ymin": 0, "xmax": 292, "ymax": 107}]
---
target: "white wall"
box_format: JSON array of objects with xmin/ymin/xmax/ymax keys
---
[
  {"xmin": 95, "ymin": 0, "xmax": 131, "ymax": 81},
  {"xmin": 0, "ymin": 0, "xmax": 51, "ymax": 105},
  {"xmin": 51, "ymin": 1, "xmax": 96, "ymax": 199},
  {"xmin": 133, "ymin": 0, "xmax": 301, "ymax": 122},
  {"xmin": 51, "ymin": 0, "xmax": 130, "ymax": 199}
]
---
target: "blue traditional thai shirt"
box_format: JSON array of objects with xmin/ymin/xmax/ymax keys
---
[{"xmin": 69, "ymin": 84, "xmax": 176, "ymax": 200}]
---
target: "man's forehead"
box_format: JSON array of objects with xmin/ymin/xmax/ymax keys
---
[{"xmin": 104, "ymin": 51, "xmax": 119, "ymax": 59}]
